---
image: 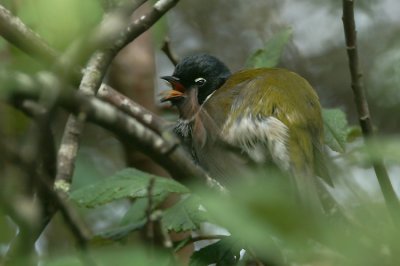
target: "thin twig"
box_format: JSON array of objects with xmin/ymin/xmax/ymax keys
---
[
  {"xmin": 56, "ymin": 0, "xmax": 148, "ymax": 76},
  {"xmin": 161, "ymin": 37, "xmax": 179, "ymax": 66},
  {"xmin": 65, "ymin": 0, "xmax": 181, "ymax": 85},
  {"xmin": 97, "ymin": 84, "xmax": 171, "ymax": 135},
  {"xmin": 341, "ymin": 0, "xmax": 400, "ymax": 223}
]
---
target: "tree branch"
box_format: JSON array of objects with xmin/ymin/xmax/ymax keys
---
[
  {"xmin": 97, "ymin": 84, "xmax": 171, "ymax": 135},
  {"xmin": 56, "ymin": 52, "xmax": 112, "ymax": 192},
  {"xmin": 1, "ymin": 140, "xmax": 92, "ymax": 264},
  {"xmin": 0, "ymin": 4, "xmax": 57, "ymax": 64},
  {"xmin": 161, "ymin": 37, "xmax": 179, "ymax": 66},
  {"xmin": 5, "ymin": 72, "xmax": 212, "ymax": 186},
  {"xmin": 341, "ymin": 0, "xmax": 400, "ymax": 222},
  {"xmin": 0, "ymin": 0, "xmax": 221, "ymax": 224},
  {"xmin": 56, "ymin": 0, "xmax": 181, "ymax": 191}
]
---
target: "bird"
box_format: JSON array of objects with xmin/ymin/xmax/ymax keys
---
[{"xmin": 160, "ymin": 54, "xmax": 332, "ymax": 212}]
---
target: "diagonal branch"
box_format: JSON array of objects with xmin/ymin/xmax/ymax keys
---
[
  {"xmin": 161, "ymin": 37, "xmax": 179, "ymax": 66},
  {"xmin": 97, "ymin": 84, "xmax": 171, "ymax": 135},
  {"xmin": 1, "ymin": 135, "xmax": 92, "ymax": 264},
  {"xmin": 5, "ymin": 72, "xmax": 212, "ymax": 186},
  {"xmin": 0, "ymin": 5, "xmax": 57, "ymax": 64},
  {"xmin": 0, "ymin": 0, "xmax": 206, "ymax": 204},
  {"xmin": 56, "ymin": 52, "xmax": 112, "ymax": 192},
  {"xmin": 341, "ymin": 0, "xmax": 400, "ymax": 222},
  {"xmin": 56, "ymin": 0, "xmax": 181, "ymax": 191}
]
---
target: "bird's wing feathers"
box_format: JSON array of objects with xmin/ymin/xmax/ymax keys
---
[{"xmin": 207, "ymin": 69, "xmax": 332, "ymax": 185}]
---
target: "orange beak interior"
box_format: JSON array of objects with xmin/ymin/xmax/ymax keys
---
[{"xmin": 160, "ymin": 76, "xmax": 186, "ymax": 102}]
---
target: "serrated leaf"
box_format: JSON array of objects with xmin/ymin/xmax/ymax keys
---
[
  {"xmin": 91, "ymin": 195, "xmax": 168, "ymax": 242},
  {"xmin": 322, "ymin": 108, "xmax": 349, "ymax": 153},
  {"xmin": 70, "ymin": 168, "xmax": 189, "ymax": 208},
  {"xmin": 120, "ymin": 194, "xmax": 167, "ymax": 226},
  {"xmin": 162, "ymin": 195, "xmax": 207, "ymax": 232},
  {"xmin": 246, "ymin": 28, "xmax": 292, "ymax": 68},
  {"xmin": 189, "ymin": 237, "xmax": 242, "ymax": 266}
]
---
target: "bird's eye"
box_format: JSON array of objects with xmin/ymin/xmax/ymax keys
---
[{"xmin": 194, "ymin": 77, "xmax": 206, "ymax": 86}]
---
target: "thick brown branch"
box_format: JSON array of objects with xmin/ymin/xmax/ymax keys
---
[{"xmin": 341, "ymin": 0, "xmax": 399, "ymax": 221}]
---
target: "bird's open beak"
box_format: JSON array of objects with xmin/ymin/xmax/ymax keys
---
[{"xmin": 160, "ymin": 76, "xmax": 185, "ymax": 103}]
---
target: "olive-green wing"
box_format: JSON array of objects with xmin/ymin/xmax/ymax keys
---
[{"xmin": 206, "ymin": 68, "xmax": 332, "ymax": 210}]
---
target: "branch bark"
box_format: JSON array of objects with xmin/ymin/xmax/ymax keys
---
[
  {"xmin": 5, "ymin": 73, "xmax": 211, "ymax": 186},
  {"xmin": 56, "ymin": 0, "xmax": 181, "ymax": 191},
  {"xmin": 56, "ymin": 52, "xmax": 112, "ymax": 192},
  {"xmin": 97, "ymin": 84, "xmax": 170, "ymax": 135},
  {"xmin": 1, "ymin": 135, "xmax": 91, "ymax": 265},
  {"xmin": 0, "ymin": 5, "xmax": 57, "ymax": 64},
  {"xmin": 341, "ymin": 0, "xmax": 400, "ymax": 222}
]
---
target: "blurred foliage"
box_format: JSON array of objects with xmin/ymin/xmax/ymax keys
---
[
  {"xmin": 246, "ymin": 28, "xmax": 293, "ymax": 68},
  {"xmin": 161, "ymin": 195, "xmax": 207, "ymax": 233},
  {"xmin": 346, "ymin": 138, "xmax": 400, "ymax": 166},
  {"xmin": 43, "ymin": 246, "xmax": 173, "ymax": 266},
  {"xmin": 16, "ymin": 0, "xmax": 103, "ymax": 51},
  {"xmin": 0, "ymin": 104, "xmax": 30, "ymax": 140},
  {"xmin": 70, "ymin": 168, "xmax": 189, "ymax": 208},
  {"xmin": 0, "ymin": 0, "xmax": 103, "ymax": 74}
]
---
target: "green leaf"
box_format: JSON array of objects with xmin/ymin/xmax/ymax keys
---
[
  {"xmin": 94, "ymin": 220, "xmax": 147, "ymax": 242},
  {"xmin": 162, "ymin": 195, "xmax": 207, "ymax": 232},
  {"xmin": 193, "ymin": 170, "xmax": 321, "ymax": 263},
  {"xmin": 346, "ymin": 125, "xmax": 362, "ymax": 142},
  {"xmin": 246, "ymin": 28, "xmax": 292, "ymax": 68},
  {"xmin": 44, "ymin": 247, "xmax": 172, "ymax": 266},
  {"xmin": 322, "ymin": 108, "xmax": 350, "ymax": 153},
  {"xmin": 120, "ymin": 194, "xmax": 167, "ymax": 226},
  {"xmin": 189, "ymin": 237, "xmax": 242, "ymax": 266},
  {"xmin": 70, "ymin": 168, "xmax": 189, "ymax": 208},
  {"xmin": 357, "ymin": 138, "xmax": 400, "ymax": 164}
]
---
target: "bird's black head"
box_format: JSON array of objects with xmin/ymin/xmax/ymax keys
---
[{"xmin": 161, "ymin": 54, "xmax": 231, "ymax": 105}]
